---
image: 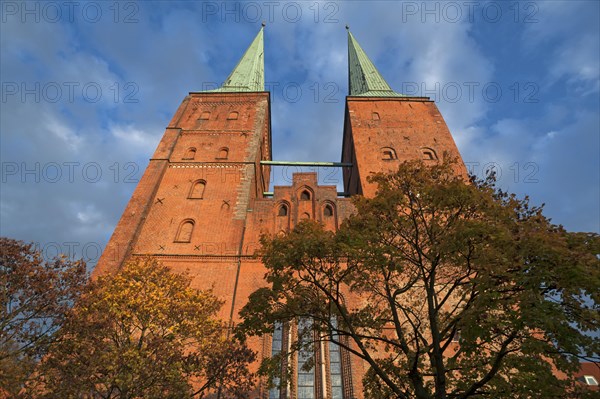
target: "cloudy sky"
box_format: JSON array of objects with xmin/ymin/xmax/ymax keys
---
[{"xmin": 1, "ymin": 1, "xmax": 598, "ymax": 268}]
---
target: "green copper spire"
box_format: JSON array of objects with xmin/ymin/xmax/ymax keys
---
[
  {"xmin": 347, "ymin": 28, "xmax": 404, "ymax": 97},
  {"xmin": 208, "ymin": 26, "xmax": 264, "ymax": 92}
]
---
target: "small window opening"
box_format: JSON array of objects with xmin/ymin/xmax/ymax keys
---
[
  {"xmin": 372, "ymin": 112, "xmax": 380, "ymax": 120},
  {"xmin": 300, "ymin": 190, "xmax": 311, "ymax": 200},
  {"xmin": 324, "ymin": 205, "xmax": 333, "ymax": 217},
  {"xmin": 227, "ymin": 111, "xmax": 239, "ymax": 120},
  {"xmin": 199, "ymin": 111, "xmax": 211, "ymax": 120},
  {"xmin": 183, "ymin": 147, "xmax": 196, "ymax": 160},
  {"xmin": 278, "ymin": 205, "xmax": 288, "ymax": 217},
  {"xmin": 584, "ymin": 376, "xmax": 598, "ymax": 386}
]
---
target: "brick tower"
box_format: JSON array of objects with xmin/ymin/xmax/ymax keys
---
[{"xmin": 94, "ymin": 27, "xmax": 466, "ymax": 399}]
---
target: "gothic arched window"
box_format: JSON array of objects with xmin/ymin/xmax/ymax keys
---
[
  {"xmin": 300, "ymin": 190, "xmax": 311, "ymax": 200},
  {"xmin": 183, "ymin": 147, "xmax": 196, "ymax": 160},
  {"xmin": 175, "ymin": 219, "xmax": 194, "ymax": 243},
  {"xmin": 278, "ymin": 205, "xmax": 288, "ymax": 217},
  {"xmin": 324, "ymin": 204, "xmax": 333, "ymax": 217},
  {"xmin": 188, "ymin": 180, "xmax": 206, "ymax": 199}
]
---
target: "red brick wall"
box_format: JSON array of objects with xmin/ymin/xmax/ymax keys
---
[
  {"xmin": 95, "ymin": 92, "xmax": 467, "ymax": 398},
  {"xmin": 342, "ymin": 96, "xmax": 466, "ymax": 197}
]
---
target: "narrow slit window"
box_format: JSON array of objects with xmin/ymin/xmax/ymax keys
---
[
  {"xmin": 297, "ymin": 318, "xmax": 315, "ymax": 399},
  {"xmin": 269, "ymin": 321, "xmax": 284, "ymax": 399},
  {"xmin": 329, "ymin": 317, "xmax": 344, "ymax": 399}
]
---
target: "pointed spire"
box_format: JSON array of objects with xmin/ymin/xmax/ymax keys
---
[
  {"xmin": 208, "ymin": 26, "xmax": 265, "ymax": 92},
  {"xmin": 347, "ymin": 28, "xmax": 404, "ymax": 97}
]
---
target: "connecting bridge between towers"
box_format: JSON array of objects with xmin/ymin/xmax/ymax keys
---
[{"xmin": 260, "ymin": 160, "xmax": 353, "ymax": 197}]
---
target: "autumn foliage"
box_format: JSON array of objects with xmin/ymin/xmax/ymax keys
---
[
  {"xmin": 32, "ymin": 257, "xmax": 255, "ymax": 398},
  {"xmin": 0, "ymin": 238, "xmax": 87, "ymax": 395}
]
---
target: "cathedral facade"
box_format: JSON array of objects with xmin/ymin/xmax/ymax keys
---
[{"xmin": 94, "ymin": 27, "xmax": 465, "ymax": 399}]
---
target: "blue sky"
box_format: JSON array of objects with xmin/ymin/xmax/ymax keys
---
[{"xmin": 1, "ymin": 1, "xmax": 599, "ymax": 267}]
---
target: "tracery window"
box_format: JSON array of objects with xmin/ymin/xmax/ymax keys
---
[
  {"xmin": 269, "ymin": 321, "xmax": 284, "ymax": 399},
  {"xmin": 297, "ymin": 318, "xmax": 316, "ymax": 399}
]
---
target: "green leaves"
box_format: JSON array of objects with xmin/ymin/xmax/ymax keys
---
[{"xmin": 240, "ymin": 159, "xmax": 599, "ymax": 399}]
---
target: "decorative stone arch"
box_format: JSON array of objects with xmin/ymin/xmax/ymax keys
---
[
  {"xmin": 188, "ymin": 179, "xmax": 206, "ymax": 199},
  {"xmin": 183, "ymin": 147, "xmax": 196, "ymax": 160},
  {"xmin": 174, "ymin": 219, "xmax": 194, "ymax": 243},
  {"xmin": 380, "ymin": 146, "xmax": 397, "ymax": 160},
  {"xmin": 421, "ymin": 147, "xmax": 438, "ymax": 161}
]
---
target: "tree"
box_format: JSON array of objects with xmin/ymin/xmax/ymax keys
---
[
  {"xmin": 239, "ymin": 159, "xmax": 600, "ymax": 399},
  {"xmin": 0, "ymin": 237, "xmax": 87, "ymax": 395},
  {"xmin": 34, "ymin": 257, "xmax": 255, "ymax": 399}
]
